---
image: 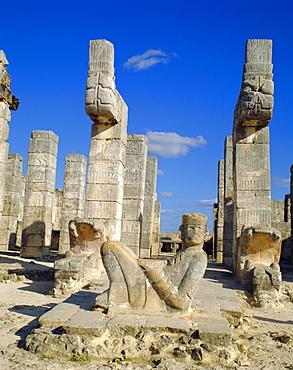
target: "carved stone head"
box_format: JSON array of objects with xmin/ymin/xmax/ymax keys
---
[{"xmin": 179, "ymin": 213, "xmax": 208, "ymax": 248}]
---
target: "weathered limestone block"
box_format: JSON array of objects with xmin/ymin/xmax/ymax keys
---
[
  {"xmin": 140, "ymin": 157, "xmax": 157, "ymax": 258},
  {"xmin": 95, "ymin": 213, "xmax": 207, "ymax": 315},
  {"xmin": 59, "ymin": 154, "xmax": 87, "ymax": 253},
  {"xmin": 84, "ymin": 40, "xmax": 128, "ymax": 241},
  {"xmin": 53, "ymin": 254, "xmax": 104, "ymax": 297},
  {"xmin": 237, "ymin": 226, "xmax": 282, "ymax": 306},
  {"xmin": 21, "ymin": 131, "xmax": 58, "ymax": 258}
]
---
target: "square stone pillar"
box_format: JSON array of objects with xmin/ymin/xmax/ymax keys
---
[
  {"xmin": 59, "ymin": 154, "xmax": 87, "ymax": 253},
  {"xmin": 121, "ymin": 134, "xmax": 148, "ymax": 255},
  {"xmin": 0, "ymin": 51, "xmax": 19, "ymax": 247},
  {"xmin": 215, "ymin": 160, "xmax": 224, "ymax": 263},
  {"xmin": 20, "ymin": 130, "xmax": 59, "ymax": 258},
  {"xmin": 232, "ymin": 40, "xmax": 274, "ymax": 272},
  {"xmin": 151, "ymin": 201, "xmax": 161, "ymax": 256},
  {"xmin": 140, "ymin": 157, "xmax": 158, "ymax": 258},
  {"xmin": 0, "ymin": 153, "xmax": 23, "ymax": 250},
  {"xmin": 84, "ymin": 39, "xmax": 128, "ymax": 241},
  {"xmin": 223, "ymin": 136, "xmax": 234, "ymax": 269}
]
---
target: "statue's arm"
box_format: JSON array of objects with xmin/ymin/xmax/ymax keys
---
[{"xmin": 142, "ymin": 254, "xmax": 206, "ymax": 310}]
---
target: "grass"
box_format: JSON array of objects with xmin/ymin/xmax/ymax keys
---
[
  {"xmin": 236, "ymin": 343, "xmax": 245, "ymax": 353},
  {"xmin": 70, "ymin": 355, "xmax": 91, "ymax": 362}
]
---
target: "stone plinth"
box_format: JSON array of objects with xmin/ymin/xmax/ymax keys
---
[
  {"xmin": 140, "ymin": 157, "xmax": 157, "ymax": 258},
  {"xmin": 121, "ymin": 134, "xmax": 148, "ymax": 255},
  {"xmin": 84, "ymin": 39, "xmax": 128, "ymax": 241},
  {"xmin": 59, "ymin": 154, "xmax": 87, "ymax": 253},
  {"xmin": 20, "ymin": 130, "xmax": 59, "ymax": 258}
]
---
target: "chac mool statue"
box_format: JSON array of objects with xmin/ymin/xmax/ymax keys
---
[{"xmin": 95, "ymin": 213, "xmax": 208, "ymax": 314}]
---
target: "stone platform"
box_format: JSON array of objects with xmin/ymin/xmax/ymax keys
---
[{"xmin": 25, "ymin": 262, "xmax": 243, "ymax": 362}]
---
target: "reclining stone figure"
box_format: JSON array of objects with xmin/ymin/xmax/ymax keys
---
[{"xmin": 95, "ymin": 213, "xmax": 208, "ymax": 314}]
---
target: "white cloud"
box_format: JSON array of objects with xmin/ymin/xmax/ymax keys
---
[
  {"xmin": 272, "ymin": 177, "xmax": 290, "ymax": 188},
  {"xmin": 196, "ymin": 199, "xmax": 217, "ymax": 208},
  {"xmin": 160, "ymin": 192, "xmax": 174, "ymax": 198},
  {"xmin": 146, "ymin": 131, "xmax": 207, "ymax": 158},
  {"xmin": 124, "ymin": 49, "xmax": 178, "ymax": 71},
  {"xmin": 157, "ymin": 169, "xmax": 165, "ymax": 175},
  {"xmin": 161, "ymin": 209, "xmax": 179, "ymax": 215}
]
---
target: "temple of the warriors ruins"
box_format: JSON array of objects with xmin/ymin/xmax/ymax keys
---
[
  {"xmin": 0, "ymin": 41, "xmax": 161, "ymax": 263},
  {"xmin": 1, "ymin": 38, "xmax": 293, "ymax": 364}
]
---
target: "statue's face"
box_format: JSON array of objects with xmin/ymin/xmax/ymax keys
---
[{"xmin": 182, "ymin": 222, "xmax": 206, "ymax": 246}]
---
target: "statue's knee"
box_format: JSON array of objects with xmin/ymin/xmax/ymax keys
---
[{"xmin": 101, "ymin": 240, "xmax": 123, "ymax": 255}]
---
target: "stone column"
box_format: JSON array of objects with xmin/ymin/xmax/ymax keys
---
[
  {"xmin": 59, "ymin": 154, "xmax": 87, "ymax": 253},
  {"xmin": 15, "ymin": 175, "xmax": 26, "ymax": 247},
  {"xmin": 223, "ymin": 136, "xmax": 234, "ymax": 269},
  {"xmin": 121, "ymin": 134, "xmax": 148, "ymax": 255},
  {"xmin": 151, "ymin": 200, "xmax": 161, "ymax": 256},
  {"xmin": 140, "ymin": 157, "xmax": 157, "ymax": 258},
  {"xmin": 0, "ymin": 51, "xmax": 19, "ymax": 243},
  {"xmin": 51, "ymin": 189, "xmax": 63, "ymax": 250},
  {"xmin": 84, "ymin": 39, "xmax": 128, "ymax": 241},
  {"xmin": 290, "ymin": 165, "xmax": 293, "ymax": 261},
  {"xmin": 20, "ymin": 130, "xmax": 59, "ymax": 258},
  {"xmin": 232, "ymin": 39, "xmax": 274, "ymax": 272},
  {"xmin": 215, "ymin": 160, "xmax": 224, "ymax": 263},
  {"xmin": 0, "ymin": 154, "xmax": 23, "ymax": 250}
]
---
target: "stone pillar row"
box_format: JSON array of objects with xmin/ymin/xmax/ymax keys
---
[{"xmin": 0, "ymin": 42, "xmax": 160, "ymax": 258}]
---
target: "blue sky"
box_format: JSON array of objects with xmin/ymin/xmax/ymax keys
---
[{"xmin": 1, "ymin": 0, "xmax": 293, "ymax": 232}]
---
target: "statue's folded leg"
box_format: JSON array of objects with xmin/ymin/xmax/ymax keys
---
[{"xmin": 101, "ymin": 241, "xmax": 146, "ymax": 308}]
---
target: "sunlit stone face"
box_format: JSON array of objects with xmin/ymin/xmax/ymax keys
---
[{"xmin": 182, "ymin": 221, "xmax": 206, "ymax": 246}]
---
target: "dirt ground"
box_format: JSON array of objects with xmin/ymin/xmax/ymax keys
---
[{"xmin": 1, "ymin": 253, "xmax": 293, "ymax": 370}]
